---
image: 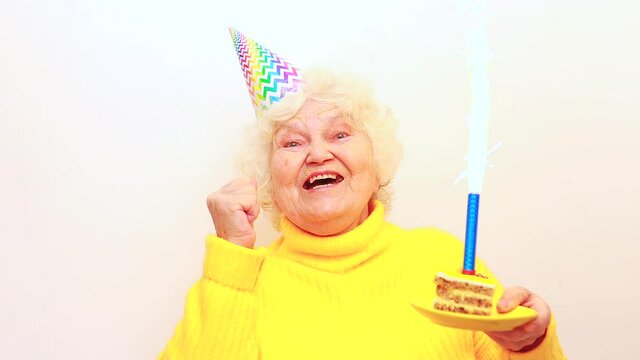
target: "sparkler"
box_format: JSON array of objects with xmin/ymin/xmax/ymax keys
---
[{"xmin": 455, "ymin": 0, "xmax": 500, "ymax": 275}]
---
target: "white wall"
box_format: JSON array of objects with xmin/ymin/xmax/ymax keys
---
[{"xmin": 1, "ymin": 0, "xmax": 638, "ymax": 359}]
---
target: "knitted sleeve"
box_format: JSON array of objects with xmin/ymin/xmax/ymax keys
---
[{"xmin": 158, "ymin": 235, "xmax": 267, "ymax": 360}]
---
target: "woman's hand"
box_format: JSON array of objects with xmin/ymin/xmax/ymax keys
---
[
  {"xmin": 485, "ymin": 286, "xmax": 551, "ymax": 352},
  {"xmin": 206, "ymin": 177, "xmax": 260, "ymax": 248}
]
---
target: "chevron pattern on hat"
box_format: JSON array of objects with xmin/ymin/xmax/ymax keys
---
[{"xmin": 229, "ymin": 28, "xmax": 303, "ymax": 114}]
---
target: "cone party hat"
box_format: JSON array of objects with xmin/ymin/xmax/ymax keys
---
[{"xmin": 229, "ymin": 28, "xmax": 303, "ymax": 115}]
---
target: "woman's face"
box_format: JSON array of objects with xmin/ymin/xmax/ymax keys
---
[{"xmin": 270, "ymin": 100, "xmax": 378, "ymax": 236}]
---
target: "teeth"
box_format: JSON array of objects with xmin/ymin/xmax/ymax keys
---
[{"xmin": 310, "ymin": 173, "xmax": 337, "ymax": 184}]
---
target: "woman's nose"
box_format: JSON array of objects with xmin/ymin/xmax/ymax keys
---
[{"xmin": 306, "ymin": 140, "xmax": 334, "ymax": 164}]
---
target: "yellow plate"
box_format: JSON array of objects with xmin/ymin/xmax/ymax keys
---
[{"xmin": 412, "ymin": 300, "xmax": 538, "ymax": 332}]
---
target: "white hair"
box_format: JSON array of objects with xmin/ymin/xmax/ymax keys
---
[{"xmin": 236, "ymin": 67, "xmax": 403, "ymax": 229}]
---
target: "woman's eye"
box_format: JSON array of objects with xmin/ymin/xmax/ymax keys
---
[
  {"xmin": 335, "ymin": 132, "xmax": 349, "ymax": 140},
  {"xmin": 284, "ymin": 141, "xmax": 300, "ymax": 148}
]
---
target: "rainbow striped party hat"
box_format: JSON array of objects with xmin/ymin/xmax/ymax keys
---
[{"xmin": 229, "ymin": 28, "xmax": 303, "ymax": 115}]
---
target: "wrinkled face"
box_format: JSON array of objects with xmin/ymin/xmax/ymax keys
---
[{"xmin": 270, "ymin": 100, "xmax": 378, "ymax": 236}]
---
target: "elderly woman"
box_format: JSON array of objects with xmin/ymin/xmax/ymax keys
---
[
  {"xmin": 158, "ymin": 68, "xmax": 566, "ymax": 359},
  {"xmin": 159, "ymin": 32, "xmax": 565, "ymax": 359}
]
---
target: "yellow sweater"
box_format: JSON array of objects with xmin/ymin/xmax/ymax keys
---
[{"xmin": 159, "ymin": 202, "xmax": 566, "ymax": 359}]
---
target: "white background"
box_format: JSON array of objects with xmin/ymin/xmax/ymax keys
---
[{"xmin": 1, "ymin": 0, "xmax": 639, "ymax": 359}]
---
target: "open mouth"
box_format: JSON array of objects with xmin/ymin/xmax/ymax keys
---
[{"xmin": 303, "ymin": 173, "xmax": 344, "ymax": 190}]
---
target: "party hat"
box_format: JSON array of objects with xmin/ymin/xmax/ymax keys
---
[{"xmin": 229, "ymin": 28, "xmax": 303, "ymax": 115}]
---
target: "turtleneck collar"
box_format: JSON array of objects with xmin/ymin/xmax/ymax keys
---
[{"xmin": 270, "ymin": 201, "xmax": 393, "ymax": 273}]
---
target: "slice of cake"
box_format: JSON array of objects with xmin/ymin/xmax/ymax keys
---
[{"xmin": 433, "ymin": 271, "xmax": 497, "ymax": 316}]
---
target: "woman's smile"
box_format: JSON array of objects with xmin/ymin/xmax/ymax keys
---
[
  {"xmin": 302, "ymin": 171, "xmax": 344, "ymax": 191},
  {"xmin": 270, "ymin": 99, "xmax": 378, "ymax": 235}
]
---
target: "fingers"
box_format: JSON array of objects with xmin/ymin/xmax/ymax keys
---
[
  {"xmin": 218, "ymin": 178, "xmax": 260, "ymax": 222},
  {"xmin": 218, "ymin": 176, "xmax": 257, "ymax": 195},
  {"xmin": 486, "ymin": 286, "xmax": 552, "ymax": 352},
  {"xmin": 244, "ymin": 179, "xmax": 260, "ymax": 224},
  {"xmin": 486, "ymin": 317, "xmax": 548, "ymax": 351},
  {"xmin": 206, "ymin": 177, "xmax": 260, "ymax": 248},
  {"xmin": 486, "ymin": 325, "xmax": 539, "ymax": 350},
  {"xmin": 497, "ymin": 286, "xmax": 531, "ymax": 313},
  {"xmin": 520, "ymin": 292, "xmax": 551, "ymax": 333},
  {"xmin": 244, "ymin": 184, "xmax": 260, "ymax": 224},
  {"xmin": 487, "ymin": 320, "xmax": 542, "ymax": 343},
  {"xmin": 486, "ymin": 331, "xmax": 540, "ymax": 351}
]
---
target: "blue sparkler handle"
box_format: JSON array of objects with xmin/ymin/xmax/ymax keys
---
[{"xmin": 463, "ymin": 193, "xmax": 480, "ymax": 274}]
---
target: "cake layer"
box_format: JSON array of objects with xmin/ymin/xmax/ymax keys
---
[
  {"xmin": 434, "ymin": 274, "xmax": 495, "ymax": 296},
  {"xmin": 433, "ymin": 299, "xmax": 491, "ymax": 316},
  {"xmin": 432, "ymin": 271, "xmax": 498, "ymax": 317},
  {"xmin": 435, "ymin": 288, "xmax": 492, "ymax": 307}
]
